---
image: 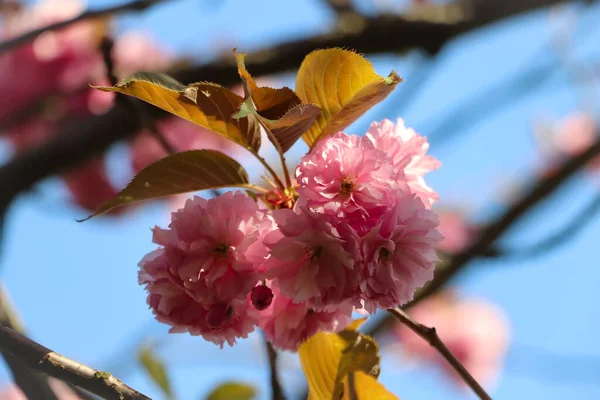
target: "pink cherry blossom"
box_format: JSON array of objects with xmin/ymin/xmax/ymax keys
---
[
  {"xmin": 553, "ymin": 112, "xmax": 597, "ymax": 156},
  {"xmin": 139, "ymin": 247, "xmax": 260, "ymax": 347},
  {"xmin": 146, "ymin": 191, "xmax": 275, "ymax": 305},
  {"xmin": 436, "ymin": 210, "xmax": 475, "ymax": 254},
  {"xmin": 251, "ymin": 284, "xmax": 274, "ymax": 310},
  {"xmin": 394, "ymin": 293, "xmax": 510, "ymax": 389},
  {"xmin": 367, "ymin": 118, "xmax": 440, "ymax": 207},
  {"xmin": 259, "ymin": 285, "xmax": 353, "ymax": 351},
  {"xmin": 360, "ymin": 196, "xmax": 442, "ymax": 312},
  {"xmin": 264, "ymin": 207, "xmax": 362, "ymax": 310},
  {"xmin": 295, "ymin": 132, "xmax": 396, "ymax": 221}
]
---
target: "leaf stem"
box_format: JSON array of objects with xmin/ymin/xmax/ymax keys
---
[
  {"xmin": 387, "ymin": 307, "xmax": 492, "ymax": 400},
  {"xmin": 253, "ymin": 152, "xmax": 286, "ymax": 191}
]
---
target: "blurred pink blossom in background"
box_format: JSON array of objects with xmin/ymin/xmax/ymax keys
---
[
  {"xmin": 435, "ymin": 210, "xmax": 476, "ymax": 254},
  {"xmin": 393, "ymin": 292, "xmax": 511, "ymax": 390}
]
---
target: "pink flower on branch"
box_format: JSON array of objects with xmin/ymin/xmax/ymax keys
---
[
  {"xmin": 138, "ymin": 192, "xmax": 276, "ymax": 346},
  {"xmin": 367, "ymin": 118, "xmax": 441, "ymax": 208},
  {"xmin": 360, "ymin": 197, "xmax": 442, "ymax": 312},
  {"xmin": 264, "ymin": 207, "xmax": 362, "ymax": 311},
  {"xmin": 259, "ymin": 285, "xmax": 353, "ymax": 351}
]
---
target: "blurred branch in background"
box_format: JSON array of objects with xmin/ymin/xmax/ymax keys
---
[
  {"xmin": 365, "ymin": 135, "xmax": 600, "ymax": 337},
  {"xmin": 0, "ymin": 0, "xmax": 168, "ymax": 54},
  {"xmin": 265, "ymin": 341, "xmax": 285, "ymax": 400},
  {"xmin": 0, "ymin": 0, "xmax": 591, "ymax": 217},
  {"xmin": 490, "ymin": 192, "xmax": 600, "ymax": 260}
]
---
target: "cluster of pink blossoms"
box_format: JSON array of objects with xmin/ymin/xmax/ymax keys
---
[{"xmin": 139, "ymin": 118, "xmax": 443, "ymax": 349}]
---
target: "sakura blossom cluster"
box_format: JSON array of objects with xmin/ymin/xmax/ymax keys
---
[
  {"xmin": 0, "ymin": 0, "xmax": 239, "ymax": 214},
  {"xmin": 139, "ymin": 118, "xmax": 443, "ymax": 350}
]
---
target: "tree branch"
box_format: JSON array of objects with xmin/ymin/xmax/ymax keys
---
[
  {"xmin": 0, "ymin": 0, "xmax": 583, "ymax": 214},
  {"xmin": 0, "ymin": 0, "xmax": 168, "ymax": 54},
  {"xmin": 490, "ymin": 191, "xmax": 600, "ymax": 260},
  {"xmin": 0, "ymin": 285, "xmax": 100, "ymax": 400},
  {"xmin": 366, "ymin": 136, "xmax": 600, "ymax": 337},
  {"xmin": 0, "ymin": 325, "xmax": 151, "ymax": 400},
  {"xmin": 265, "ymin": 340, "xmax": 285, "ymax": 400},
  {"xmin": 388, "ymin": 308, "xmax": 491, "ymax": 400}
]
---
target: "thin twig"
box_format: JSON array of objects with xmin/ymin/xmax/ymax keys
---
[
  {"xmin": 265, "ymin": 340, "xmax": 286, "ymax": 400},
  {"xmin": 0, "ymin": 325, "xmax": 151, "ymax": 400},
  {"xmin": 0, "ymin": 0, "xmax": 167, "ymax": 54},
  {"xmin": 388, "ymin": 308, "xmax": 492, "ymax": 400}
]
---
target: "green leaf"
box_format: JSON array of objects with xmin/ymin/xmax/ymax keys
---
[
  {"xmin": 138, "ymin": 344, "xmax": 174, "ymax": 399},
  {"xmin": 205, "ymin": 382, "xmax": 257, "ymax": 400},
  {"xmin": 80, "ymin": 150, "xmax": 252, "ymax": 220},
  {"xmin": 93, "ymin": 71, "xmax": 261, "ymax": 151},
  {"xmin": 295, "ymin": 48, "xmax": 402, "ymax": 148}
]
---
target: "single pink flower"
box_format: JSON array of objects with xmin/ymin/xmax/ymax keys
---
[
  {"xmin": 264, "ymin": 207, "xmax": 362, "ymax": 310},
  {"xmin": 367, "ymin": 118, "xmax": 441, "ymax": 208},
  {"xmin": 295, "ymin": 132, "xmax": 396, "ymax": 220},
  {"xmin": 360, "ymin": 196, "xmax": 442, "ymax": 312},
  {"xmin": 394, "ymin": 293, "xmax": 510, "ymax": 389},
  {"xmin": 139, "ymin": 248, "xmax": 259, "ymax": 347},
  {"xmin": 251, "ymin": 284, "xmax": 274, "ymax": 311},
  {"xmin": 144, "ymin": 191, "xmax": 275, "ymax": 304},
  {"xmin": 259, "ymin": 285, "xmax": 353, "ymax": 351},
  {"xmin": 553, "ymin": 112, "xmax": 597, "ymax": 156},
  {"xmin": 436, "ymin": 210, "xmax": 475, "ymax": 254}
]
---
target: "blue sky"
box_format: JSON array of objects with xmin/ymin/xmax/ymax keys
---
[{"xmin": 2, "ymin": 0, "xmax": 600, "ymax": 399}]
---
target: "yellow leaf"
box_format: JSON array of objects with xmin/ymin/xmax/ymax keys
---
[
  {"xmin": 234, "ymin": 51, "xmax": 302, "ymax": 119},
  {"xmin": 298, "ymin": 320, "xmax": 392, "ymax": 400},
  {"xmin": 234, "ymin": 51, "xmax": 322, "ymax": 153},
  {"xmin": 94, "ymin": 71, "xmax": 260, "ymax": 151},
  {"xmin": 295, "ymin": 48, "xmax": 401, "ymax": 147},
  {"xmin": 206, "ymin": 381, "xmax": 256, "ymax": 400},
  {"xmin": 341, "ymin": 372, "xmax": 399, "ymax": 400},
  {"xmin": 80, "ymin": 150, "xmax": 253, "ymax": 220}
]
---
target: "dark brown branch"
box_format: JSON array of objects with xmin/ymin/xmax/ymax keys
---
[
  {"xmin": 388, "ymin": 308, "xmax": 491, "ymax": 400},
  {"xmin": 0, "ymin": 286, "xmax": 60, "ymax": 400},
  {"xmin": 366, "ymin": 136, "xmax": 600, "ymax": 337},
  {"xmin": 0, "ymin": 325, "xmax": 151, "ymax": 400},
  {"xmin": 265, "ymin": 341, "xmax": 286, "ymax": 400},
  {"xmin": 0, "ymin": 286, "xmax": 99, "ymax": 400},
  {"xmin": 0, "ymin": 0, "xmax": 583, "ymax": 214},
  {"xmin": 0, "ymin": 0, "xmax": 168, "ymax": 54}
]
